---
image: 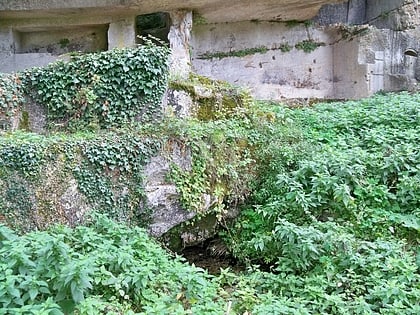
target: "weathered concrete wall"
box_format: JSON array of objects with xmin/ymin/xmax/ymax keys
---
[
  {"xmin": 316, "ymin": 0, "xmax": 419, "ymax": 29},
  {"xmin": 1, "ymin": 0, "xmax": 418, "ymax": 98},
  {"xmin": 0, "ymin": 24, "xmax": 107, "ymax": 72},
  {"xmin": 366, "ymin": 0, "xmax": 418, "ymax": 30},
  {"xmin": 192, "ymin": 21, "xmax": 336, "ymax": 99},
  {"xmin": 315, "ymin": 0, "xmax": 367, "ymax": 25},
  {"xmin": 366, "ymin": 0, "xmax": 405, "ymax": 21},
  {"xmin": 333, "ymin": 25, "xmax": 420, "ymax": 97},
  {"xmin": 333, "ymin": 37, "xmax": 370, "ymax": 99},
  {"xmin": 0, "ymin": 53, "xmax": 57, "ymax": 73},
  {"xmin": 0, "ymin": 14, "xmax": 137, "ymax": 72},
  {"xmin": 373, "ymin": 27, "xmax": 420, "ymax": 91},
  {"xmin": 192, "ymin": 19, "xmax": 419, "ymax": 99}
]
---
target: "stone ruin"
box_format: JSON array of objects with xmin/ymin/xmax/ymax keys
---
[
  {"xmin": 0, "ymin": 0, "xmax": 418, "ymax": 100},
  {"xmin": 0, "ymin": 0, "xmax": 419, "ymax": 246}
]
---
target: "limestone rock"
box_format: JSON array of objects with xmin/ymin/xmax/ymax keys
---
[
  {"xmin": 22, "ymin": 100, "xmax": 47, "ymax": 134},
  {"xmin": 60, "ymin": 179, "xmax": 90, "ymax": 227},
  {"xmin": 143, "ymin": 155, "xmax": 196, "ymax": 237},
  {"xmin": 0, "ymin": 1, "xmax": 346, "ymax": 24},
  {"xmin": 165, "ymin": 89, "xmax": 193, "ymax": 118},
  {"xmin": 143, "ymin": 142, "xmax": 207, "ymax": 237}
]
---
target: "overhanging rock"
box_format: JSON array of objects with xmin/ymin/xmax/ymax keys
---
[{"xmin": 0, "ymin": 0, "xmax": 418, "ymax": 99}]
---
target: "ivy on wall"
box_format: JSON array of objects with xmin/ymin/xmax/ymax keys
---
[
  {"xmin": 0, "ymin": 130, "xmax": 160, "ymax": 232},
  {"xmin": 19, "ymin": 41, "xmax": 170, "ymax": 131},
  {"xmin": 0, "ymin": 40, "xmax": 263, "ymax": 233},
  {"xmin": 0, "ymin": 74, "xmax": 25, "ymax": 131},
  {"xmin": 0, "ymin": 40, "xmax": 171, "ymax": 230}
]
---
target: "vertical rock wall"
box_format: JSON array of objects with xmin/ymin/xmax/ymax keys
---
[
  {"xmin": 191, "ymin": 21, "xmax": 336, "ymax": 99},
  {"xmin": 168, "ymin": 10, "xmax": 193, "ymax": 79}
]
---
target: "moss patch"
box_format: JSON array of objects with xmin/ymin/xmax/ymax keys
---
[
  {"xmin": 19, "ymin": 111, "xmax": 30, "ymax": 131},
  {"xmin": 169, "ymin": 73, "xmax": 253, "ymax": 121}
]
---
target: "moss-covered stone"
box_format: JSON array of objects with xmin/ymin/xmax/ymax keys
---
[
  {"xmin": 161, "ymin": 213, "xmax": 218, "ymax": 251},
  {"xmin": 169, "ymin": 73, "xmax": 252, "ymax": 121},
  {"xmin": 19, "ymin": 111, "xmax": 30, "ymax": 131}
]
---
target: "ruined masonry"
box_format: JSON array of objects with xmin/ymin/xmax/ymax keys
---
[
  {"xmin": 0, "ymin": 0, "xmax": 419, "ymax": 245},
  {"xmin": 1, "ymin": 0, "xmax": 419, "ymax": 100}
]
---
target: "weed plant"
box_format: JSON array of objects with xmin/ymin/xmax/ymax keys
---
[
  {"xmin": 1, "ymin": 90, "xmax": 419, "ymax": 314},
  {"xmin": 226, "ymin": 92, "xmax": 420, "ymax": 314}
]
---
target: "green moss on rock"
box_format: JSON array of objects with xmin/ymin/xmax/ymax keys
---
[
  {"xmin": 169, "ymin": 73, "xmax": 252, "ymax": 121},
  {"xmin": 19, "ymin": 111, "xmax": 30, "ymax": 131}
]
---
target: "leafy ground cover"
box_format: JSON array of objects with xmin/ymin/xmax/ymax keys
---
[
  {"xmin": 226, "ymin": 92, "xmax": 420, "ymax": 314},
  {"xmin": 1, "ymin": 92, "xmax": 419, "ymax": 314},
  {"xmin": 0, "ymin": 214, "xmax": 226, "ymax": 314}
]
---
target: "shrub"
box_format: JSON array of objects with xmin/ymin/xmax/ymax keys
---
[{"xmin": 225, "ymin": 92, "xmax": 420, "ymax": 313}]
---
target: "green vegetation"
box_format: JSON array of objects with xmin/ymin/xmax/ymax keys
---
[
  {"xmin": 20, "ymin": 40, "xmax": 170, "ymax": 131},
  {"xmin": 198, "ymin": 38, "xmax": 322, "ymax": 60},
  {"xmin": 226, "ymin": 92, "xmax": 420, "ymax": 313},
  {"xmin": 336, "ymin": 24, "xmax": 370, "ymax": 41},
  {"xmin": 58, "ymin": 38, "xmax": 70, "ymax": 48},
  {"xmin": 2, "ymin": 92, "xmax": 419, "ymax": 314},
  {"xmin": 192, "ymin": 11, "xmax": 207, "ymax": 26},
  {"xmin": 295, "ymin": 39, "xmax": 325, "ymax": 53},
  {"xmin": 1, "ymin": 37, "xmax": 420, "ymax": 314},
  {"xmin": 198, "ymin": 46, "xmax": 269, "ymax": 60},
  {"xmin": 0, "ymin": 214, "xmax": 225, "ymax": 314},
  {"xmin": 285, "ymin": 20, "xmax": 313, "ymax": 28},
  {"xmin": 279, "ymin": 43, "xmax": 292, "ymax": 53}
]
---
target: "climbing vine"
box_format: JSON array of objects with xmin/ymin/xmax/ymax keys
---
[
  {"xmin": 20, "ymin": 40, "xmax": 170, "ymax": 131},
  {"xmin": 0, "ymin": 73, "xmax": 25, "ymax": 131},
  {"xmin": 0, "ymin": 130, "xmax": 160, "ymax": 231}
]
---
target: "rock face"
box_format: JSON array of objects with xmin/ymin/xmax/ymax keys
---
[
  {"xmin": 143, "ymin": 145, "xmax": 194, "ymax": 237},
  {"xmin": 1, "ymin": 0, "xmax": 418, "ymax": 99},
  {"xmin": 0, "ymin": 0, "xmax": 345, "ymax": 23}
]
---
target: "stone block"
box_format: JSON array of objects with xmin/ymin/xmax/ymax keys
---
[
  {"xmin": 348, "ymin": 0, "xmax": 367, "ymax": 24},
  {"xmin": 314, "ymin": 2, "xmax": 349, "ymax": 25},
  {"xmin": 108, "ymin": 18, "xmax": 136, "ymax": 49}
]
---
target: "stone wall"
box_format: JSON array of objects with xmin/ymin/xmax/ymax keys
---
[
  {"xmin": 0, "ymin": 14, "xmax": 138, "ymax": 72},
  {"xmin": 191, "ymin": 21, "xmax": 336, "ymax": 99},
  {"xmin": 0, "ymin": 0, "xmax": 419, "ymax": 99}
]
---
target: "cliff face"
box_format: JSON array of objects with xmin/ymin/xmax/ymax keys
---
[
  {"xmin": 0, "ymin": 0, "xmax": 345, "ymax": 23},
  {"xmin": 0, "ymin": 0, "xmax": 419, "ymax": 97},
  {"xmin": 0, "ymin": 0, "xmax": 419, "ymax": 247}
]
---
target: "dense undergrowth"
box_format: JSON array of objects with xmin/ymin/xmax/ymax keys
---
[
  {"xmin": 225, "ymin": 92, "xmax": 420, "ymax": 313},
  {"xmin": 0, "ymin": 214, "xmax": 225, "ymax": 314},
  {"xmin": 1, "ymin": 92, "xmax": 419, "ymax": 314},
  {"xmin": 0, "ymin": 42, "xmax": 259, "ymax": 232}
]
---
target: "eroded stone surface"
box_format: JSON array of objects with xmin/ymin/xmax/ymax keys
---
[
  {"xmin": 0, "ymin": 0, "xmax": 345, "ymax": 23},
  {"xmin": 144, "ymin": 155, "xmax": 192, "ymax": 237},
  {"xmin": 143, "ymin": 143, "xmax": 195, "ymax": 237},
  {"xmin": 60, "ymin": 179, "xmax": 90, "ymax": 227}
]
